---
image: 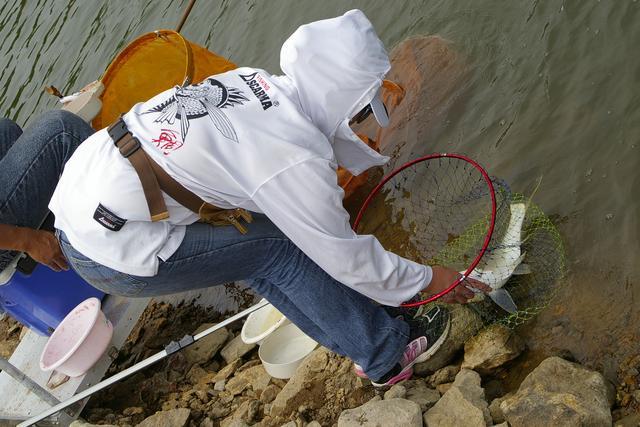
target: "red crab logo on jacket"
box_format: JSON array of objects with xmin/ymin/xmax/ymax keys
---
[{"xmin": 152, "ymin": 129, "xmax": 183, "ymax": 155}]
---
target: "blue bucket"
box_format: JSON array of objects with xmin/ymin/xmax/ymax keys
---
[{"xmin": 0, "ymin": 264, "xmax": 105, "ymax": 336}]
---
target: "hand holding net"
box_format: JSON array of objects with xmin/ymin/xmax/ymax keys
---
[{"xmin": 353, "ymin": 153, "xmax": 497, "ymax": 307}]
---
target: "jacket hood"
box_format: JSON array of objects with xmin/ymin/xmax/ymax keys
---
[{"xmin": 279, "ymin": 9, "xmax": 391, "ymax": 175}]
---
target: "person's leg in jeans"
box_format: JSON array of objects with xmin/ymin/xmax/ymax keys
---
[
  {"xmin": 59, "ymin": 215, "xmax": 410, "ymax": 381},
  {"xmin": 0, "ymin": 118, "xmax": 23, "ymax": 159},
  {"xmin": 0, "ymin": 110, "xmax": 95, "ymax": 268}
]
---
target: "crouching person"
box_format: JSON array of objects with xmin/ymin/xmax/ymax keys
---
[{"xmin": 50, "ymin": 10, "xmax": 488, "ymax": 386}]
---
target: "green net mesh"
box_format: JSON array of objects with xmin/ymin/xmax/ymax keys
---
[
  {"xmin": 489, "ymin": 193, "xmax": 566, "ymax": 327},
  {"xmin": 356, "ymin": 168, "xmax": 566, "ymax": 329}
]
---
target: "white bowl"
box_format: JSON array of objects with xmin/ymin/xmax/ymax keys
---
[
  {"xmin": 258, "ymin": 323, "xmax": 317, "ymax": 379},
  {"xmin": 40, "ymin": 297, "xmax": 113, "ymax": 377},
  {"xmin": 241, "ymin": 299, "xmax": 289, "ymax": 345}
]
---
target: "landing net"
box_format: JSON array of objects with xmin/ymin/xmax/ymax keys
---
[{"xmin": 354, "ymin": 155, "xmax": 566, "ymax": 328}]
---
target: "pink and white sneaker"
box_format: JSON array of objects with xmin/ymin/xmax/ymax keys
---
[
  {"xmin": 353, "ymin": 305, "xmax": 451, "ymax": 386},
  {"xmin": 353, "ymin": 363, "xmax": 367, "ymax": 378}
]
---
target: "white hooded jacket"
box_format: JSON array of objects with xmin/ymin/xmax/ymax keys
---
[{"xmin": 49, "ymin": 10, "xmax": 431, "ymax": 306}]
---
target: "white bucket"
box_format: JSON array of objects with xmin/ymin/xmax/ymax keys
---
[
  {"xmin": 240, "ymin": 299, "xmax": 289, "ymax": 345},
  {"xmin": 39, "ymin": 297, "xmax": 113, "ymax": 377},
  {"xmin": 258, "ymin": 323, "xmax": 317, "ymax": 379}
]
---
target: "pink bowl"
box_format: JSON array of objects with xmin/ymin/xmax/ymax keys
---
[{"xmin": 39, "ymin": 297, "xmax": 113, "ymax": 377}]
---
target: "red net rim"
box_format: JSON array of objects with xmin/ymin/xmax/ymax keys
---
[{"xmin": 352, "ymin": 153, "xmax": 497, "ymax": 307}]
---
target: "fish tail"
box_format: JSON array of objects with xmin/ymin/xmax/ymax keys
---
[{"xmin": 489, "ymin": 288, "xmax": 518, "ymax": 314}]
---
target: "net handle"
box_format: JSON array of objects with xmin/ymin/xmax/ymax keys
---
[{"xmin": 352, "ymin": 153, "xmax": 497, "ymax": 307}]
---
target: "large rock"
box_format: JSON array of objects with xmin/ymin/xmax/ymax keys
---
[
  {"xmin": 225, "ymin": 364, "xmax": 272, "ymax": 396},
  {"xmin": 424, "ymin": 369, "xmax": 491, "ymax": 427},
  {"xmin": 270, "ymin": 348, "xmax": 330, "ymax": 417},
  {"xmin": 137, "ymin": 408, "xmax": 191, "ymax": 427},
  {"xmin": 183, "ymin": 324, "xmax": 229, "ymax": 365},
  {"xmin": 415, "ymin": 305, "xmax": 483, "ymax": 375},
  {"xmin": 220, "ymin": 334, "xmax": 256, "ymax": 364},
  {"xmin": 404, "ymin": 379, "xmax": 441, "ymax": 412},
  {"xmin": 501, "ymin": 357, "xmax": 613, "ymax": 427},
  {"xmin": 462, "ymin": 324, "xmax": 524, "ymax": 374},
  {"xmin": 338, "ymin": 398, "xmax": 422, "ymax": 427},
  {"xmin": 269, "ymin": 347, "xmax": 368, "ymax": 419}
]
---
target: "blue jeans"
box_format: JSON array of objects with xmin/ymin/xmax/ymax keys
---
[
  {"xmin": 59, "ymin": 215, "xmax": 410, "ymax": 380},
  {"xmin": 0, "ymin": 110, "xmax": 95, "ymax": 271}
]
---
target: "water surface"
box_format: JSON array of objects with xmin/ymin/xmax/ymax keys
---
[{"xmin": 1, "ymin": 0, "xmax": 638, "ymax": 381}]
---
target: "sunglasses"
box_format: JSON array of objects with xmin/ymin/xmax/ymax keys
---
[
  {"xmin": 349, "ymin": 104, "xmax": 389, "ymax": 125},
  {"xmin": 350, "ymin": 104, "xmax": 374, "ymax": 125},
  {"xmin": 349, "ymin": 102, "xmax": 388, "ymax": 126}
]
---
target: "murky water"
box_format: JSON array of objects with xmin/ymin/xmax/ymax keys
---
[{"xmin": 1, "ymin": 0, "xmax": 638, "ymax": 382}]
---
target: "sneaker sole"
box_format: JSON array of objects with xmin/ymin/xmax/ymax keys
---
[
  {"xmin": 372, "ymin": 368, "xmax": 414, "ymax": 386},
  {"xmin": 371, "ymin": 317, "xmax": 451, "ymax": 387}
]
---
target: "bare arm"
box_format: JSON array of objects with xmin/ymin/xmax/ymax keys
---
[
  {"xmin": 424, "ymin": 265, "xmax": 491, "ymax": 304},
  {"xmin": 0, "ymin": 224, "xmax": 31, "ymax": 252},
  {"xmin": 0, "ymin": 224, "xmax": 68, "ymax": 271}
]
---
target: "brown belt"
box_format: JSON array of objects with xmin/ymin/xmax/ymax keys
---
[{"xmin": 107, "ymin": 118, "xmax": 252, "ymax": 234}]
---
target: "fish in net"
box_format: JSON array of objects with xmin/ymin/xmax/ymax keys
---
[{"xmin": 355, "ymin": 159, "xmax": 566, "ymax": 331}]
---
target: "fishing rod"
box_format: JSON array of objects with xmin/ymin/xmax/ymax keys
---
[{"xmin": 18, "ymin": 299, "xmax": 269, "ymax": 427}]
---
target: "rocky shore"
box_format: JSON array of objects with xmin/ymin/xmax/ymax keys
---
[
  {"xmin": 1, "ymin": 301, "xmax": 636, "ymax": 426},
  {"xmin": 60, "ymin": 301, "xmax": 640, "ymax": 427}
]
